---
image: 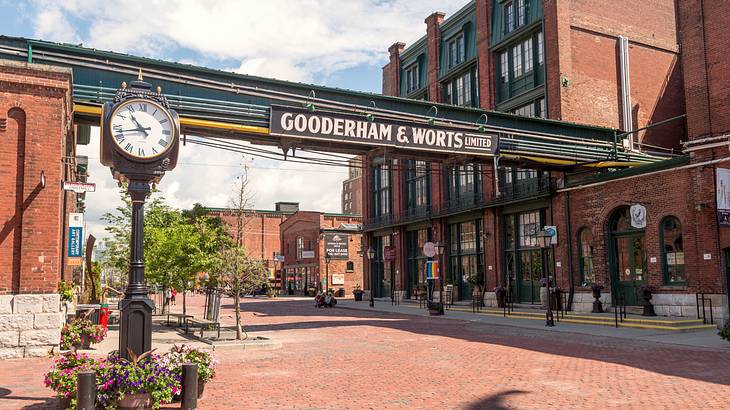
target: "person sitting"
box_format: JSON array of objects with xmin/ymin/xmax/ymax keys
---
[
  {"xmin": 324, "ymin": 292, "xmax": 337, "ymax": 308},
  {"xmin": 314, "ymin": 292, "xmax": 325, "ymax": 308}
]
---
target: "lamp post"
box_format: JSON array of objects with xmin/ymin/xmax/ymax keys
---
[
  {"xmin": 537, "ymin": 230, "xmax": 555, "ymax": 327},
  {"xmin": 435, "ymin": 241, "xmax": 445, "ymax": 306},
  {"xmin": 366, "ymin": 247, "xmax": 376, "ymax": 307},
  {"xmin": 325, "ymin": 252, "xmax": 332, "ymax": 294}
]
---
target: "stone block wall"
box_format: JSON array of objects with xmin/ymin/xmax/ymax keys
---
[
  {"xmin": 571, "ymin": 292, "xmax": 613, "ymax": 313},
  {"xmin": 0, "ymin": 293, "xmax": 61, "ymax": 359},
  {"xmin": 652, "ymin": 293, "xmax": 727, "ymax": 325}
]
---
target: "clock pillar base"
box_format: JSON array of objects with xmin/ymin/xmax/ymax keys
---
[{"xmin": 119, "ymin": 296, "xmax": 154, "ymax": 360}]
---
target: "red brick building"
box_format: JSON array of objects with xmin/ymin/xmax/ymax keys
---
[
  {"xmin": 0, "ymin": 61, "xmax": 79, "ymax": 357},
  {"xmin": 368, "ymin": 0, "xmax": 729, "ymax": 322},
  {"xmin": 341, "ymin": 157, "xmax": 363, "ymax": 215},
  {"xmin": 280, "ymin": 212, "xmax": 363, "ymax": 296}
]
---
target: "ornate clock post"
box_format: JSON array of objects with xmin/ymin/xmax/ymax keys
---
[{"xmin": 101, "ymin": 72, "xmax": 180, "ymax": 359}]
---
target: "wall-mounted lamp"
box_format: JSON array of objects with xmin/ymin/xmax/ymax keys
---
[
  {"xmin": 427, "ymin": 106, "xmax": 438, "ymax": 126},
  {"xmin": 303, "ymin": 90, "xmax": 317, "ymax": 112},
  {"xmin": 476, "ymin": 113, "xmax": 489, "ymax": 133}
]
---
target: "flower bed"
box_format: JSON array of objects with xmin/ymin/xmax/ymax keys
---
[{"xmin": 45, "ymin": 346, "xmax": 217, "ymax": 409}]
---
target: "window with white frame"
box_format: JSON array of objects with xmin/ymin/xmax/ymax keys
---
[
  {"xmin": 405, "ymin": 64, "xmax": 419, "ymax": 93},
  {"xmin": 523, "ymin": 38, "xmax": 533, "ymax": 73},
  {"xmin": 512, "ymin": 43, "xmax": 523, "ymax": 77},
  {"xmin": 538, "ymin": 31, "xmax": 544, "ymax": 65},
  {"xmin": 504, "ymin": 2, "xmax": 514, "ymax": 34},
  {"xmin": 517, "ymin": 0, "xmax": 526, "ymax": 27},
  {"xmin": 500, "ymin": 51, "xmax": 508, "ymax": 83},
  {"xmin": 448, "ymin": 34, "xmax": 465, "ymax": 68}
]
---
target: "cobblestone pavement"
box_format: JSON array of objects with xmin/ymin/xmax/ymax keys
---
[{"xmin": 2, "ymin": 295, "xmax": 730, "ymax": 409}]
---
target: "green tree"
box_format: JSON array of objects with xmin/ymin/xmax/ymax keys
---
[{"xmin": 211, "ymin": 246, "xmax": 268, "ymax": 340}]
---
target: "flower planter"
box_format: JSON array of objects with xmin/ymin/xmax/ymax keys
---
[
  {"xmin": 58, "ymin": 396, "xmax": 72, "ymax": 410},
  {"xmin": 117, "ymin": 392, "xmax": 152, "ymax": 410},
  {"xmin": 198, "ymin": 378, "xmax": 206, "ymax": 399},
  {"xmin": 641, "ymin": 290, "xmax": 656, "ymax": 316},
  {"xmin": 73, "ymin": 335, "xmax": 91, "ymax": 350}
]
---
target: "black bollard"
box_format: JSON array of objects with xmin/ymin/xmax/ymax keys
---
[
  {"xmin": 76, "ymin": 370, "xmax": 96, "ymax": 410},
  {"xmin": 181, "ymin": 363, "xmax": 198, "ymax": 409}
]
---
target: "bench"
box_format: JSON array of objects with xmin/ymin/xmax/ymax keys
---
[
  {"xmin": 185, "ymin": 317, "xmax": 221, "ymax": 338},
  {"xmin": 167, "ymin": 313, "xmax": 193, "ymax": 327}
]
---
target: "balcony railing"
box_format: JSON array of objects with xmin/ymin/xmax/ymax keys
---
[{"xmin": 363, "ymin": 176, "xmax": 553, "ymax": 231}]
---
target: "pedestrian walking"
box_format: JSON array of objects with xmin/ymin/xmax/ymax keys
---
[{"xmin": 171, "ymin": 288, "xmax": 177, "ymax": 305}]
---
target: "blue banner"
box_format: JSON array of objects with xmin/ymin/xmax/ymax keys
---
[{"xmin": 67, "ymin": 226, "xmax": 83, "ymax": 257}]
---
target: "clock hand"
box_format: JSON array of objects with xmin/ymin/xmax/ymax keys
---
[
  {"xmin": 119, "ymin": 127, "xmax": 151, "ymax": 133},
  {"xmin": 129, "ymin": 113, "xmax": 149, "ymax": 137}
]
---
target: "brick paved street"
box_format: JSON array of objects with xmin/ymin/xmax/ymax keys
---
[{"xmin": 2, "ymin": 295, "xmax": 730, "ymax": 409}]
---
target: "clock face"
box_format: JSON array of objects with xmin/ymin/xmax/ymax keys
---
[{"xmin": 109, "ymin": 99, "xmax": 174, "ymax": 160}]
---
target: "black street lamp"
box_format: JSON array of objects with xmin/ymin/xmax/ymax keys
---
[
  {"xmin": 537, "ymin": 230, "xmax": 555, "ymax": 327},
  {"xmin": 366, "ymin": 247, "xmax": 376, "ymax": 307},
  {"xmin": 435, "ymin": 240, "xmax": 445, "ymax": 306},
  {"xmin": 325, "ymin": 252, "xmax": 332, "ymax": 294}
]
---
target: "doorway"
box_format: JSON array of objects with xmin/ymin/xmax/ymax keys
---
[{"xmin": 609, "ymin": 208, "xmax": 647, "ymax": 306}]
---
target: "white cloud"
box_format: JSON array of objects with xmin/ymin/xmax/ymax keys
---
[{"xmin": 30, "ymin": 0, "xmax": 467, "ymax": 82}]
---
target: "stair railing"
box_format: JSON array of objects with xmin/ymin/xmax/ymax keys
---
[
  {"xmin": 696, "ymin": 292, "xmax": 714, "ymax": 324},
  {"xmin": 613, "ymin": 289, "xmax": 626, "ymax": 328}
]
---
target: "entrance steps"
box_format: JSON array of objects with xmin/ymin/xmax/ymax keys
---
[{"xmin": 400, "ymin": 300, "xmax": 716, "ymax": 332}]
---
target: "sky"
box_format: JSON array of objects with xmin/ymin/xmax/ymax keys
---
[{"xmin": 1, "ymin": 0, "xmax": 467, "ymax": 240}]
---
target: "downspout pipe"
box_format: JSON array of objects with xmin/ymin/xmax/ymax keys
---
[{"xmin": 564, "ymin": 190, "xmax": 574, "ymax": 310}]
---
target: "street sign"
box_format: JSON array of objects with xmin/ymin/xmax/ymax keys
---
[
  {"xmin": 274, "ymin": 255, "xmax": 285, "ymax": 262},
  {"xmin": 543, "ymin": 225, "xmax": 558, "ymax": 245},
  {"xmin": 63, "ymin": 181, "xmax": 96, "ymax": 192},
  {"xmin": 384, "ymin": 245, "xmax": 396, "ymax": 261},
  {"xmin": 301, "ymin": 250, "xmax": 315, "ymax": 259},
  {"xmin": 67, "ymin": 226, "xmax": 83, "ymax": 257},
  {"xmin": 422, "ymin": 241, "xmax": 436, "ymax": 258}
]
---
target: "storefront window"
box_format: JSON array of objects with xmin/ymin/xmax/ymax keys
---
[
  {"xmin": 372, "ymin": 162, "xmax": 392, "ymax": 217},
  {"xmin": 578, "ymin": 228, "xmax": 595, "ymax": 285},
  {"xmin": 448, "ymin": 220, "xmax": 483, "ymax": 299},
  {"xmin": 661, "ymin": 217, "xmax": 685, "ymax": 284},
  {"xmin": 407, "ymin": 228, "xmax": 431, "ymax": 294},
  {"xmin": 404, "ymin": 160, "xmax": 430, "ymax": 212}
]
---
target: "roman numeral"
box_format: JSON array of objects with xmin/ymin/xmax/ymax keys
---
[
  {"xmin": 115, "ymin": 134, "xmax": 125, "ymax": 142},
  {"xmin": 113, "ymin": 124, "xmax": 122, "ymax": 132},
  {"xmin": 138, "ymin": 147, "xmax": 145, "ymax": 156},
  {"xmin": 124, "ymin": 142, "xmax": 133, "ymax": 152},
  {"xmin": 162, "ymin": 130, "xmax": 171, "ymax": 136},
  {"xmin": 159, "ymin": 118, "xmax": 168, "ymax": 124},
  {"xmin": 139, "ymin": 104, "xmax": 147, "ymax": 112},
  {"xmin": 158, "ymin": 138, "xmax": 169, "ymax": 147},
  {"xmin": 152, "ymin": 109, "xmax": 158, "ymax": 116},
  {"xmin": 127, "ymin": 106, "xmax": 135, "ymax": 113},
  {"xmin": 152, "ymin": 147, "xmax": 158, "ymax": 154},
  {"xmin": 116, "ymin": 113, "xmax": 127, "ymax": 120}
]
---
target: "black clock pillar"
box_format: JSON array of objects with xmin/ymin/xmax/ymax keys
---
[{"xmin": 119, "ymin": 180, "xmax": 154, "ymax": 359}]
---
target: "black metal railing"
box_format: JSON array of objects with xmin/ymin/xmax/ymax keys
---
[
  {"xmin": 498, "ymin": 174, "xmax": 552, "ymax": 202},
  {"xmin": 696, "ymin": 293, "xmax": 714, "ymax": 324},
  {"xmin": 503, "ymin": 287, "xmax": 515, "ymax": 317}
]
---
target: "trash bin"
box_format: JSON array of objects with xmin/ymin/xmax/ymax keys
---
[
  {"xmin": 337, "ymin": 288, "xmax": 345, "ymax": 297},
  {"xmin": 76, "ymin": 304, "xmax": 101, "ymax": 324}
]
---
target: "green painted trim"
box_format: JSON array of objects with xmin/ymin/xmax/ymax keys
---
[
  {"xmin": 494, "ymin": 197, "xmax": 550, "ymax": 213},
  {"xmin": 564, "ymin": 156, "xmax": 690, "ymax": 187},
  {"xmin": 445, "ymin": 211, "xmax": 483, "ymax": 224},
  {"xmin": 404, "ymin": 221, "xmax": 432, "ymax": 231},
  {"xmin": 495, "ymin": 87, "xmax": 546, "ymax": 112},
  {"xmin": 440, "ymin": 0, "xmax": 477, "ymax": 32},
  {"xmin": 490, "ymin": 20, "xmax": 543, "ymax": 51}
]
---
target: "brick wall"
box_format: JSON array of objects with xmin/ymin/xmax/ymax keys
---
[
  {"xmin": 677, "ymin": 0, "xmax": 730, "ymax": 140},
  {"xmin": 214, "ymin": 210, "xmax": 288, "ymax": 271},
  {"xmin": 544, "ymin": 0, "xmax": 685, "ymax": 148},
  {"xmin": 0, "ymin": 61, "xmax": 73, "ymax": 295},
  {"xmin": 425, "ymin": 12, "xmax": 445, "ymax": 103},
  {"xmin": 382, "ymin": 42, "xmax": 405, "ymax": 96}
]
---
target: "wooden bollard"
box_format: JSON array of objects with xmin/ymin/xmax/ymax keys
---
[
  {"xmin": 76, "ymin": 370, "xmax": 96, "ymax": 410},
  {"xmin": 181, "ymin": 363, "xmax": 198, "ymax": 409}
]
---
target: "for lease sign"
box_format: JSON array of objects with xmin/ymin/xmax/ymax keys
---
[{"xmin": 270, "ymin": 106, "xmax": 498, "ymax": 157}]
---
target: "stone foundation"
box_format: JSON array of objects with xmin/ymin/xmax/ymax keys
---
[
  {"xmin": 571, "ymin": 292, "xmax": 613, "ymax": 313},
  {"xmin": 0, "ymin": 294, "xmax": 62, "ymax": 359},
  {"xmin": 651, "ymin": 293, "xmax": 727, "ymax": 325}
]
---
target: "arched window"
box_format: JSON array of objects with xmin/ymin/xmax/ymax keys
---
[
  {"xmin": 346, "ymin": 261, "xmax": 354, "ymax": 271},
  {"xmin": 578, "ymin": 228, "xmax": 595, "ymax": 285},
  {"xmin": 660, "ymin": 217, "xmax": 685, "ymax": 284}
]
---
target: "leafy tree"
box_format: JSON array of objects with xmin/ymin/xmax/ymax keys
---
[{"xmin": 211, "ymin": 246, "xmax": 268, "ymax": 340}]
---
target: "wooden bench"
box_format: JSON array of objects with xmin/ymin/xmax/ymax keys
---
[
  {"xmin": 185, "ymin": 317, "xmax": 220, "ymax": 338},
  {"xmin": 167, "ymin": 313, "xmax": 193, "ymax": 327}
]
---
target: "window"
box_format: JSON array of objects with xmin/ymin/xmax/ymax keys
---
[
  {"xmin": 448, "ymin": 34, "xmax": 465, "ymax": 68},
  {"xmin": 512, "ymin": 43, "xmax": 523, "ymax": 77},
  {"xmin": 578, "ymin": 228, "xmax": 595, "ymax": 285},
  {"xmin": 523, "ymin": 38, "xmax": 533, "ymax": 73},
  {"xmin": 538, "ymin": 98, "xmax": 546, "ymax": 118},
  {"xmin": 296, "ymin": 236, "xmax": 304, "ymax": 259},
  {"xmin": 504, "ymin": 2, "xmax": 514, "ymax": 34},
  {"xmin": 443, "ymin": 69, "xmax": 475, "ymax": 107},
  {"xmin": 448, "ymin": 220, "xmax": 484, "ymax": 298},
  {"xmin": 407, "ymin": 228, "xmax": 431, "ymax": 292},
  {"xmin": 661, "ymin": 217, "xmax": 685, "ymax": 284},
  {"xmin": 346, "ymin": 261, "xmax": 354, "ymax": 271},
  {"xmin": 446, "ymin": 163, "xmax": 482, "ymax": 202},
  {"xmin": 518, "ymin": 211, "xmax": 540, "ymax": 247},
  {"xmin": 372, "ymin": 163, "xmax": 392, "ymax": 216},
  {"xmin": 517, "ymin": 0, "xmax": 526, "ymax": 27},
  {"xmin": 500, "ymin": 51, "xmax": 508, "ymax": 83},
  {"xmin": 404, "ymin": 160, "xmax": 430, "ymax": 212},
  {"xmin": 405, "ymin": 64, "xmax": 419, "ymax": 93},
  {"xmin": 538, "ymin": 31, "xmax": 544, "ymax": 65},
  {"xmin": 512, "ymin": 103, "xmax": 535, "ymax": 117}
]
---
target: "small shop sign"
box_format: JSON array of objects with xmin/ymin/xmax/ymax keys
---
[
  {"xmin": 331, "ymin": 274, "xmax": 345, "ymax": 285},
  {"xmin": 301, "ymin": 250, "xmax": 315, "ymax": 259},
  {"xmin": 384, "ymin": 245, "xmax": 396, "ymax": 261},
  {"xmin": 63, "ymin": 181, "xmax": 96, "ymax": 193},
  {"xmin": 716, "ymin": 168, "xmax": 730, "ymax": 227}
]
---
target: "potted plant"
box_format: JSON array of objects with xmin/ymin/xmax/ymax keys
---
[
  {"xmin": 427, "ymin": 301, "xmax": 444, "ymax": 316},
  {"xmin": 639, "ymin": 284, "xmax": 657, "ymax": 316},
  {"xmin": 352, "ymin": 284, "xmax": 364, "ymax": 301},
  {"xmin": 590, "ymin": 283, "xmax": 604, "ymax": 313},
  {"xmin": 101, "ymin": 349, "xmax": 181, "ymax": 410},
  {"xmin": 44, "ymin": 352, "xmax": 98, "ymax": 410},
  {"xmin": 494, "ymin": 285, "xmax": 507, "ymax": 308},
  {"xmin": 58, "ymin": 280, "xmax": 75, "ymax": 303},
  {"xmin": 164, "ymin": 345, "xmax": 217, "ymax": 399},
  {"xmin": 60, "ymin": 318, "xmax": 107, "ymax": 350},
  {"xmin": 719, "ymin": 327, "xmax": 730, "ymax": 343},
  {"xmin": 466, "ymin": 273, "xmax": 485, "ymax": 306}
]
